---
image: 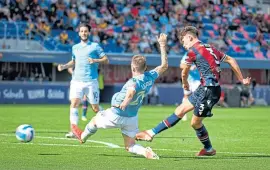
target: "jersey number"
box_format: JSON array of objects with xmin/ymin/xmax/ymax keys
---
[{"xmin": 205, "ymin": 47, "xmax": 220, "ymax": 65}]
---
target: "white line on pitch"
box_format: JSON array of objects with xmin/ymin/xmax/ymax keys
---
[
  {"xmin": 0, "ymin": 134, "xmax": 121, "ymax": 148},
  {"xmin": 1, "ymin": 134, "xmax": 269, "ymax": 156},
  {"xmin": 0, "ymin": 142, "xmax": 111, "ymax": 148}
]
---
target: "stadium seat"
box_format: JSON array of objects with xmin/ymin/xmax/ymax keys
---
[
  {"xmin": 232, "ymin": 39, "xmax": 248, "ymax": 46},
  {"xmin": 263, "ymin": 33, "xmax": 270, "ymax": 40},
  {"xmin": 203, "ymin": 24, "xmax": 215, "ymax": 31},
  {"xmin": 56, "ymin": 43, "xmax": 72, "ymax": 52},
  {"xmin": 202, "ymin": 17, "xmax": 213, "ymax": 24},
  {"xmin": 51, "ymin": 29, "xmax": 62, "ymax": 38},
  {"xmin": 244, "ymin": 25, "xmax": 257, "ymax": 33},
  {"xmin": 234, "ymin": 32, "xmax": 245, "ymax": 39}
]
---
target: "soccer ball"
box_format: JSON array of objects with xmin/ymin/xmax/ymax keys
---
[{"xmin": 15, "ymin": 124, "xmax": 35, "ymax": 142}]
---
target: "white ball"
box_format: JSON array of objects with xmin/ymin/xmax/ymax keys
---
[{"xmin": 15, "ymin": 124, "xmax": 35, "ymax": 142}]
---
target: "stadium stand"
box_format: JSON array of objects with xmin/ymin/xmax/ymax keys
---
[{"xmin": 0, "ymin": 0, "xmax": 269, "ymax": 58}]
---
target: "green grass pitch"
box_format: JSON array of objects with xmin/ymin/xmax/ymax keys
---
[{"xmin": 0, "ymin": 104, "xmax": 270, "ymax": 170}]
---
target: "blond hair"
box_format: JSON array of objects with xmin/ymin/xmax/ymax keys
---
[{"xmin": 131, "ymin": 55, "xmax": 147, "ymax": 72}]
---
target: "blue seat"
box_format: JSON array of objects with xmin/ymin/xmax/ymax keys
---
[
  {"xmin": 263, "ymin": 33, "xmax": 270, "ymax": 40},
  {"xmin": 203, "ymin": 24, "xmax": 214, "ymax": 31},
  {"xmin": 202, "ymin": 17, "xmax": 212, "ymax": 24},
  {"xmin": 234, "ymin": 32, "xmax": 245, "ymax": 39},
  {"xmin": 232, "ymin": 39, "xmax": 248, "ymax": 46},
  {"xmin": 248, "ymin": 32, "xmax": 256, "ymax": 39},
  {"xmin": 124, "ymin": 19, "xmax": 136, "ymax": 27},
  {"xmin": 56, "ymin": 43, "xmax": 71, "ymax": 52},
  {"xmin": 44, "ymin": 40, "xmax": 55, "ymax": 50},
  {"xmin": 244, "ymin": 25, "xmax": 257, "ymax": 33},
  {"xmin": 114, "ymin": 26, "xmax": 123, "ymax": 33},
  {"xmin": 51, "ymin": 29, "xmax": 62, "ymax": 37},
  {"xmin": 66, "ymin": 30, "xmax": 78, "ymax": 39}
]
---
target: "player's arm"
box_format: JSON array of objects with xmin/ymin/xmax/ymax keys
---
[
  {"xmin": 154, "ymin": 33, "xmax": 168, "ymax": 75},
  {"xmin": 223, "ymin": 55, "xmax": 251, "ymax": 85},
  {"xmin": 88, "ymin": 44, "xmax": 109, "ymax": 64},
  {"xmin": 119, "ymin": 88, "xmax": 136, "ymax": 111},
  {"xmin": 57, "ymin": 60, "xmax": 75, "ymax": 72},
  {"xmin": 89, "ymin": 55, "xmax": 109, "ymax": 64},
  {"xmin": 181, "ymin": 63, "xmax": 191, "ymax": 91},
  {"xmin": 67, "ymin": 67, "xmax": 73, "ymax": 74}
]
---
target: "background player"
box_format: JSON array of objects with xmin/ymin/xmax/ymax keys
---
[
  {"xmin": 68, "ymin": 67, "xmax": 88, "ymax": 121},
  {"xmin": 58, "ymin": 23, "xmax": 109, "ymax": 138},
  {"xmin": 71, "ymin": 33, "xmax": 168, "ymax": 159},
  {"xmin": 136, "ymin": 26, "xmax": 251, "ymax": 156},
  {"xmin": 180, "ymin": 52, "xmax": 201, "ymax": 121}
]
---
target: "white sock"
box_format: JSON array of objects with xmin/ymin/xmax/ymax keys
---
[
  {"xmin": 147, "ymin": 129, "xmax": 156, "ymax": 137},
  {"xmin": 99, "ymin": 105, "xmax": 103, "ymax": 111},
  {"xmin": 128, "ymin": 144, "xmax": 147, "ymax": 157},
  {"xmin": 70, "ymin": 108, "xmax": 79, "ymax": 125},
  {"xmin": 81, "ymin": 122, "xmax": 97, "ymax": 141}
]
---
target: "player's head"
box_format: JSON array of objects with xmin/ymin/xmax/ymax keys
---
[
  {"xmin": 178, "ymin": 26, "xmax": 199, "ymax": 50},
  {"xmin": 78, "ymin": 23, "xmax": 91, "ymax": 42},
  {"xmin": 131, "ymin": 55, "xmax": 147, "ymax": 73}
]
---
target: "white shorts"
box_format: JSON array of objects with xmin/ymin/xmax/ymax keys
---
[
  {"xmin": 184, "ymin": 80, "xmax": 201, "ymax": 95},
  {"xmin": 69, "ymin": 80, "xmax": 100, "ymax": 104},
  {"xmin": 94, "ymin": 108, "xmax": 139, "ymax": 138}
]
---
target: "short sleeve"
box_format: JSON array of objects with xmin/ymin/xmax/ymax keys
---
[
  {"xmin": 211, "ymin": 46, "xmax": 227, "ymax": 62},
  {"xmin": 72, "ymin": 46, "xmax": 75, "ymax": 60},
  {"xmin": 126, "ymin": 78, "xmax": 139, "ymax": 92},
  {"xmin": 148, "ymin": 69, "xmax": 159, "ymax": 81},
  {"xmin": 180, "ymin": 53, "xmax": 188, "ymax": 64},
  {"xmin": 185, "ymin": 50, "xmax": 196, "ymax": 65},
  {"xmin": 96, "ymin": 44, "xmax": 106, "ymax": 58}
]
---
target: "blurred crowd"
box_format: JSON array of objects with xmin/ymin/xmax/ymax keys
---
[{"xmin": 0, "ymin": 0, "xmax": 269, "ymax": 57}]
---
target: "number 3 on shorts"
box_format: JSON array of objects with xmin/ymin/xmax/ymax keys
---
[{"xmin": 199, "ymin": 104, "xmax": 204, "ymax": 115}]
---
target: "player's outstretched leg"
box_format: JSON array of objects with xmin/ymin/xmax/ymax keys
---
[
  {"xmin": 123, "ymin": 134, "xmax": 159, "ymax": 160},
  {"xmin": 136, "ymin": 100, "xmax": 194, "ymax": 142},
  {"xmin": 81, "ymin": 96, "xmax": 88, "ymax": 121},
  {"xmin": 72, "ymin": 117, "xmax": 98, "ymax": 144},
  {"xmin": 191, "ymin": 115, "xmax": 216, "ymax": 156}
]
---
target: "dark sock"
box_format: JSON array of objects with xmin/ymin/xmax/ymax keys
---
[
  {"xmin": 82, "ymin": 99, "xmax": 88, "ymax": 117},
  {"xmin": 152, "ymin": 113, "xmax": 181, "ymax": 135},
  {"xmin": 195, "ymin": 125, "xmax": 212, "ymax": 150}
]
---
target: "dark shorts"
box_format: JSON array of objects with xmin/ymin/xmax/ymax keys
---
[{"xmin": 188, "ymin": 85, "xmax": 221, "ymax": 117}]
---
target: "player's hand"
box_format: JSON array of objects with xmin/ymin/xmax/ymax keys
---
[
  {"xmin": 242, "ymin": 77, "xmax": 251, "ymax": 86},
  {"xmin": 190, "ymin": 65, "xmax": 196, "ymax": 70},
  {"xmin": 182, "ymin": 82, "xmax": 190, "ymax": 91},
  {"xmin": 88, "ymin": 58, "xmax": 95, "ymax": 64},
  {"xmin": 156, "ymin": 33, "xmax": 167, "ymax": 47},
  {"xmin": 119, "ymin": 103, "xmax": 127, "ymax": 111},
  {"xmin": 57, "ymin": 64, "xmax": 64, "ymax": 72}
]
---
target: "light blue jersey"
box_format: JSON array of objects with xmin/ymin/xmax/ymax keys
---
[
  {"xmin": 111, "ymin": 69, "xmax": 159, "ymax": 117},
  {"xmin": 181, "ymin": 53, "xmax": 200, "ymax": 82},
  {"xmin": 71, "ymin": 41, "xmax": 106, "ymax": 82}
]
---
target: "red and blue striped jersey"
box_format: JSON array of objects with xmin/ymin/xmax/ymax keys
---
[{"xmin": 184, "ymin": 41, "xmax": 227, "ymax": 86}]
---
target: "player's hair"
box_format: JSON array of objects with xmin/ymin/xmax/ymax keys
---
[
  {"xmin": 78, "ymin": 22, "xmax": 91, "ymax": 32},
  {"xmin": 178, "ymin": 26, "xmax": 198, "ymax": 43},
  {"xmin": 131, "ymin": 55, "xmax": 147, "ymax": 72}
]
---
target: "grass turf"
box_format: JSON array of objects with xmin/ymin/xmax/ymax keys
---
[{"xmin": 0, "ymin": 104, "xmax": 269, "ymax": 170}]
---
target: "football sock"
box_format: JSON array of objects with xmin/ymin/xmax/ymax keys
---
[
  {"xmin": 195, "ymin": 124, "xmax": 212, "ymax": 151},
  {"xmin": 81, "ymin": 122, "xmax": 97, "ymax": 141},
  {"xmin": 82, "ymin": 99, "xmax": 88, "ymax": 117},
  {"xmin": 98, "ymin": 105, "xmax": 103, "ymax": 111},
  {"xmin": 151, "ymin": 113, "xmax": 181, "ymax": 135},
  {"xmin": 128, "ymin": 144, "xmax": 148, "ymax": 157},
  {"xmin": 70, "ymin": 108, "xmax": 79, "ymax": 125}
]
